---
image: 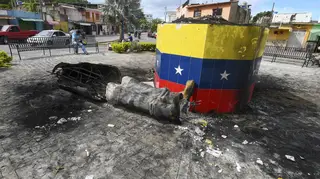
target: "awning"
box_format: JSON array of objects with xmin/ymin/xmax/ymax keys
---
[
  {"xmin": 79, "ymin": 22, "xmax": 92, "ymax": 26},
  {"xmin": 20, "ymin": 18, "xmax": 44, "ymax": 22},
  {"xmin": 308, "ymin": 29, "xmax": 320, "ymax": 41},
  {"xmin": 47, "ymin": 20, "xmax": 60, "ymax": 25},
  {"xmin": 0, "ymin": 16, "xmax": 15, "ymax": 20}
]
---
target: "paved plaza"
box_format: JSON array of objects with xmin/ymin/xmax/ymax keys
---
[{"xmin": 0, "ymin": 37, "xmax": 319, "ymax": 179}]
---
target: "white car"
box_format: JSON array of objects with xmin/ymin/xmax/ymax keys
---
[{"xmin": 27, "ymin": 30, "xmax": 71, "ymax": 45}]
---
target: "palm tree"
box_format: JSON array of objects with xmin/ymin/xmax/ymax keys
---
[{"xmin": 103, "ymin": 0, "xmax": 143, "ymax": 40}]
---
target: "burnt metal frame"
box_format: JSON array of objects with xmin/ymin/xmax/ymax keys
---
[
  {"xmin": 53, "ymin": 66, "xmax": 108, "ymax": 88},
  {"xmin": 52, "ymin": 65, "xmax": 120, "ymax": 99}
]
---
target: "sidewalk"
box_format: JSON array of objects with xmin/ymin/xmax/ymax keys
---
[{"xmin": 88, "ymin": 35, "xmax": 119, "ymax": 43}]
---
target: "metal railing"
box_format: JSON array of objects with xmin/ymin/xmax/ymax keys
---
[
  {"xmin": 8, "ymin": 36, "xmax": 99, "ymax": 60},
  {"xmin": 263, "ymin": 46, "xmax": 309, "ymax": 60},
  {"xmin": 263, "ymin": 45, "xmax": 314, "ymax": 67}
]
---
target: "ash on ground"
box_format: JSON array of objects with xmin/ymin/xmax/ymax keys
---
[{"xmin": 0, "ymin": 51, "xmax": 319, "ymax": 178}]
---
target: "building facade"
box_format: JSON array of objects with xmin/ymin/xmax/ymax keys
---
[
  {"xmin": 272, "ymin": 13, "xmax": 312, "ymax": 24},
  {"xmin": 0, "ymin": 10, "xmax": 15, "ymax": 26},
  {"xmin": 57, "ymin": 4, "xmax": 102, "ymax": 35},
  {"xmin": 268, "ymin": 12, "xmax": 314, "ymax": 48},
  {"xmin": 166, "ymin": 11, "xmax": 177, "ymax": 22},
  {"xmin": 176, "ymin": 0, "xmax": 251, "ymax": 24},
  {"xmin": 7, "ymin": 10, "xmax": 43, "ymax": 31},
  {"xmin": 1, "ymin": 3, "xmax": 104, "ymax": 35}
]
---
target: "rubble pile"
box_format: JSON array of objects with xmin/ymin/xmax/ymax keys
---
[{"xmin": 172, "ymin": 15, "xmax": 234, "ymax": 24}]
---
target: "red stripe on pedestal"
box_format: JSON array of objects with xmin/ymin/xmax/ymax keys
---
[
  {"xmin": 154, "ymin": 72, "xmax": 256, "ymax": 113},
  {"xmin": 247, "ymin": 83, "xmax": 256, "ymax": 102},
  {"xmin": 154, "ymin": 71, "xmax": 185, "ymax": 91},
  {"xmin": 190, "ymin": 89, "xmax": 239, "ymax": 113}
]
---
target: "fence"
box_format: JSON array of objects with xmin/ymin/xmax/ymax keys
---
[
  {"xmin": 263, "ymin": 45, "xmax": 313, "ymax": 67},
  {"xmin": 8, "ymin": 36, "xmax": 99, "ymax": 60}
]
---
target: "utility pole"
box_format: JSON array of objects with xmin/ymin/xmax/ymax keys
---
[
  {"xmin": 268, "ymin": 2, "xmax": 275, "ymax": 27},
  {"xmin": 164, "ymin": 6, "xmax": 167, "ymax": 22},
  {"xmin": 39, "ymin": 0, "xmax": 44, "ymax": 20}
]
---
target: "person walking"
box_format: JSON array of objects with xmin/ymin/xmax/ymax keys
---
[
  {"xmin": 72, "ymin": 30, "xmax": 88, "ymax": 55},
  {"xmin": 128, "ymin": 33, "xmax": 133, "ymax": 42}
]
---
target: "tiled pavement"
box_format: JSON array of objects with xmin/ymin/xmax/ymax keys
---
[{"xmin": 1, "ymin": 49, "xmax": 319, "ymax": 178}]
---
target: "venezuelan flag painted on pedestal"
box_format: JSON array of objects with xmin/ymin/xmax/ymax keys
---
[{"xmin": 154, "ymin": 24, "xmax": 269, "ymax": 113}]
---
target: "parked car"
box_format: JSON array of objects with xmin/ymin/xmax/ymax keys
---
[
  {"xmin": 0, "ymin": 25, "xmax": 38, "ymax": 44},
  {"xmin": 69, "ymin": 29, "xmax": 86, "ymax": 38},
  {"xmin": 148, "ymin": 31, "xmax": 157, "ymax": 38},
  {"xmin": 27, "ymin": 30, "xmax": 71, "ymax": 45}
]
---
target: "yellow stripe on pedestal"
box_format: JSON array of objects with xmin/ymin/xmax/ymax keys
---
[
  {"xmin": 156, "ymin": 24, "xmax": 269, "ymax": 61},
  {"xmin": 156, "ymin": 24, "xmax": 208, "ymax": 59}
]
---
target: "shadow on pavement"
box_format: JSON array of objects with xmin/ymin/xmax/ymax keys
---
[{"xmin": 205, "ymin": 74, "xmax": 320, "ymax": 178}]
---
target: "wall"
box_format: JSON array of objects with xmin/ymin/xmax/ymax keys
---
[
  {"xmin": 44, "ymin": 6, "xmax": 60, "ymax": 21},
  {"xmin": 228, "ymin": 2, "xmax": 238, "ymax": 23},
  {"xmin": 60, "ymin": 6, "xmax": 84, "ymax": 22},
  {"xmin": 186, "ymin": 3, "xmax": 231, "ymax": 20},
  {"xmin": 85, "ymin": 9, "xmax": 101, "ymax": 23},
  {"xmin": 272, "ymin": 13, "xmax": 312, "ymax": 23},
  {"xmin": 292, "ymin": 24, "xmax": 312, "ymax": 46},
  {"xmin": 53, "ymin": 21, "xmax": 68, "ymax": 32},
  {"xmin": 268, "ymin": 28, "xmax": 290, "ymax": 41}
]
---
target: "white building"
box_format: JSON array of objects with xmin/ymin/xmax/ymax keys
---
[
  {"xmin": 166, "ymin": 11, "xmax": 177, "ymax": 22},
  {"xmin": 272, "ymin": 13, "xmax": 312, "ymax": 24},
  {"xmin": 145, "ymin": 14, "xmax": 153, "ymax": 22}
]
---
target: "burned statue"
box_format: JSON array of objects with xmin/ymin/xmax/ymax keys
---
[
  {"xmin": 105, "ymin": 76, "xmax": 182, "ymax": 124},
  {"xmin": 52, "ymin": 63, "xmax": 190, "ymax": 124}
]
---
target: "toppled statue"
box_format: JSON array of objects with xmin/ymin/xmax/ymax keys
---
[
  {"xmin": 52, "ymin": 63, "xmax": 195, "ymax": 124},
  {"xmin": 106, "ymin": 76, "xmax": 183, "ymax": 124}
]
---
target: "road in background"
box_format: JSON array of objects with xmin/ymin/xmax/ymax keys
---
[{"xmin": 0, "ymin": 33, "xmax": 156, "ymax": 62}]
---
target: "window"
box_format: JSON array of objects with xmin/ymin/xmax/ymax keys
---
[
  {"xmin": 52, "ymin": 32, "xmax": 59, "ymax": 37},
  {"xmin": 212, "ymin": 8, "xmax": 223, "ymax": 16},
  {"xmin": 96, "ymin": 13, "xmax": 100, "ymax": 21},
  {"xmin": 36, "ymin": 30, "xmax": 53, "ymax": 37},
  {"xmin": 1, "ymin": 25, "xmax": 10, "ymax": 31},
  {"xmin": 86, "ymin": 12, "xmax": 90, "ymax": 19},
  {"xmin": 58, "ymin": 32, "xmax": 66, "ymax": 36},
  {"xmin": 10, "ymin": 26, "xmax": 20, "ymax": 32},
  {"xmin": 194, "ymin": 9, "xmax": 201, "ymax": 17}
]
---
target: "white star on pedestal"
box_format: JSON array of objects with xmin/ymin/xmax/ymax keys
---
[
  {"xmin": 175, "ymin": 65, "xmax": 183, "ymax": 75},
  {"xmin": 220, "ymin": 70, "xmax": 230, "ymax": 80}
]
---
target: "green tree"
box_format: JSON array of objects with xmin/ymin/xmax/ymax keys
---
[
  {"xmin": 252, "ymin": 11, "xmax": 272, "ymax": 23},
  {"xmin": 138, "ymin": 18, "xmax": 150, "ymax": 31},
  {"xmin": 151, "ymin": 18, "xmax": 163, "ymax": 32},
  {"xmin": 54, "ymin": 0, "xmax": 88, "ymax": 4},
  {"xmin": 103, "ymin": 0, "xmax": 143, "ymax": 40},
  {"xmin": 0, "ymin": 0, "xmax": 14, "ymax": 9},
  {"xmin": 23, "ymin": 0, "xmax": 38, "ymax": 12}
]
